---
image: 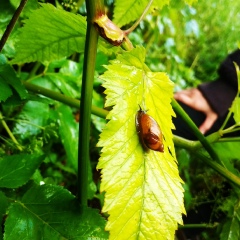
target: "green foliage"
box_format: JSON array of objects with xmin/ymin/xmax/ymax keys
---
[
  {"xmin": 11, "ymin": 3, "xmax": 87, "ymax": 64},
  {"xmin": 97, "ymin": 46, "xmax": 185, "ymax": 239},
  {"xmin": 113, "ymin": 0, "xmax": 170, "ymax": 27},
  {"xmin": 232, "ymin": 98, "xmax": 240, "ymax": 123},
  {"xmin": 4, "ymin": 184, "xmax": 108, "ymax": 240},
  {"xmin": 13, "ymin": 101, "xmax": 50, "ymax": 139},
  {"xmin": 0, "ymin": 153, "xmax": 45, "ymax": 188},
  {"xmin": 0, "ymin": 54, "xmax": 27, "ymax": 102},
  {"xmin": 231, "ymin": 64, "xmax": 240, "ymax": 123},
  {"xmin": 0, "ymin": 0, "xmax": 240, "ymax": 239},
  {"xmin": 57, "ymin": 104, "xmax": 79, "ymax": 171},
  {"xmin": 220, "ymin": 211, "xmax": 240, "ymax": 240}
]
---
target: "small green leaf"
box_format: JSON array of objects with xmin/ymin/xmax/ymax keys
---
[
  {"xmin": 232, "ymin": 98, "xmax": 240, "ymax": 123},
  {"xmin": 97, "ymin": 46, "xmax": 185, "ymax": 239},
  {"xmin": 0, "ymin": 191, "xmax": 8, "ymax": 216},
  {"xmin": 231, "ymin": 63, "xmax": 240, "ymax": 123},
  {"xmin": 0, "ymin": 54, "xmax": 27, "ymax": 102},
  {"xmin": 46, "ymin": 73, "xmax": 80, "ymax": 99},
  {"xmin": 0, "ymin": 80, "xmax": 12, "ymax": 102},
  {"xmin": 113, "ymin": 0, "xmax": 169, "ymax": 28},
  {"xmin": 13, "ymin": 101, "xmax": 50, "ymax": 139},
  {"xmin": 11, "ymin": 3, "xmax": 86, "ymax": 64},
  {"xmin": 220, "ymin": 203, "xmax": 240, "ymax": 240},
  {"xmin": 0, "ymin": 191, "xmax": 8, "ymax": 239},
  {"xmin": 57, "ymin": 104, "xmax": 79, "ymax": 171},
  {"xmin": 4, "ymin": 184, "xmax": 108, "ymax": 240},
  {"xmin": 0, "ymin": 153, "xmax": 45, "ymax": 188}
]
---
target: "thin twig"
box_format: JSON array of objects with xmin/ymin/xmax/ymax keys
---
[
  {"xmin": 124, "ymin": 0, "xmax": 154, "ymax": 35},
  {"xmin": 0, "ymin": 112, "xmax": 23, "ymax": 151},
  {"xmin": 23, "ymin": 81, "xmax": 108, "ymax": 119},
  {"xmin": 0, "ymin": 0, "xmax": 28, "ymax": 52}
]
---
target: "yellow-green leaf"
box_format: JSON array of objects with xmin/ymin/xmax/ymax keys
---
[
  {"xmin": 184, "ymin": 0, "xmax": 197, "ymax": 5},
  {"xmin": 97, "ymin": 46, "xmax": 185, "ymax": 239}
]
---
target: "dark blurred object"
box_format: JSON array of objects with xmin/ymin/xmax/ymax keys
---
[{"xmin": 173, "ymin": 49, "xmax": 240, "ymax": 140}]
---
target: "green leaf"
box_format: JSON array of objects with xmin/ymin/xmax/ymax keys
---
[
  {"xmin": 0, "ymin": 191, "xmax": 8, "ymax": 240},
  {"xmin": 231, "ymin": 63, "xmax": 240, "ymax": 123},
  {"xmin": 212, "ymin": 142, "xmax": 240, "ymax": 175},
  {"xmin": 232, "ymin": 97, "xmax": 240, "ymax": 123},
  {"xmin": 11, "ymin": 3, "xmax": 86, "ymax": 64},
  {"xmin": 57, "ymin": 104, "xmax": 79, "ymax": 171},
  {"xmin": 0, "ymin": 153, "xmax": 45, "ymax": 188},
  {"xmin": 220, "ymin": 202, "xmax": 240, "ymax": 240},
  {"xmin": 13, "ymin": 101, "xmax": 50, "ymax": 139},
  {"xmin": 0, "ymin": 54, "xmax": 27, "ymax": 102},
  {"xmin": 57, "ymin": 104, "xmax": 97, "ymax": 198},
  {"xmin": 113, "ymin": 0, "xmax": 169, "ymax": 28},
  {"xmin": 45, "ymin": 58, "xmax": 82, "ymax": 97},
  {"xmin": 97, "ymin": 46, "xmax": 185, "ymax": 239},
  {"xmin": 0, "ymin": 191, "xmax": 8, "ymax": 216},
  {"xmin": 4, "ymin": 184, "xmax": 108, "ymax": 240}
]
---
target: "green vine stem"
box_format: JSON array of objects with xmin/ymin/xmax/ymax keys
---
[
  {"xmin": 23, "ymin": 81, "xmax": 108, "ymax": 119},
  {"xmin": 218, "ymin": 137, "xmax": 240, "ymax": 142},
  {"xmin": 172, "ymin": 99, "xmax": 223, "ymax": 166},
  {"xmin": 173, "ymin": 132, "xmax": 221, "ymax": 150},
  {"xmin": 0, "ymin": 112, "xmax": 23, "ymax": 151},
  {"xmin": 174, "ymin": 136, "xmax": 240, "ymax": 187},
  {"xmin": 124, "ymin": 0, "xmax": 154, "ymax": 35},
  {"xmin": 78, "ymin": 0, "xmax": 104, "ymax": 206},
  {"xmin": 179, "ymin": 223, "xmax": 218, "ymax": 229},
  {"xmin": 196, "ymin": 151, "xmax": 240, "ymax": 187}
]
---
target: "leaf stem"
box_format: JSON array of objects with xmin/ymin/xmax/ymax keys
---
[
  {"xmin": 77, "ymin": 0, "xmax": 104, "ymax": 206},
  {"xmin": 124, "ymin": 0, "xmax": 154, "ymax": 35},
  {"xmin": 23, "ymin": 81, "xmax": 108, "ymax": 118},
  {"xmin": 28, "ymin": 62, "xmax": 42, "ymax": 79},
  {"xmin": 0, "ymin": 0, "xmax": 28, "ymax": 52},
  {"xmin": 0, "ymin": 112, "xmax": 23, "ymax": 151},
  {"xmin": 173, "ymin": 132, "xmax": 221, "ymax": 150},
  {"xmin": 179, "ymin": 223, "xmax": 218, "ymax": 229},
  {"xmin": 172, "ymin": 99, "xmax": 223, "ymax": 165},
  {"xmin": 195, "ymin": 152, "xmax": 240, "ymax": 187},
  {"xmin": 219, "ymin": 110, "xmax": 232, "ymax": 131},
  {"xmin": 218, "ymin": 137, "xmax": 240, "ymax": 142}
]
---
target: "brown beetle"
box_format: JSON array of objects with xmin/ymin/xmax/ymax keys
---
[{"xmin": 135, "ymin": 106, "xmax": 164, "ymax": 152}]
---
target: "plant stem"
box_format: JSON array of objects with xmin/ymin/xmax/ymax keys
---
[
  {"xmin": 0, "ymin": 112, "xmax": 23, "ymax": 151},
  {"xmin": 0, "ymin": 0, "xmax": 28, "ymax": 52},
  {"xmin": 77, "ymin": 0, "xmax": 104, "ymax": 206},
  {"xmin": 124, "ymin": 0, "xmax": 154, "ymax": 35},
  {"xmin": 196, "ymin": 152, "xmax": 240, "ymax": 187},
  {"xmin": 23, "ymin": 81, "xmax": 108, "ymax": 118},
  {"xmin": 173, "ymin": 132, "xmax": 221, "ymax": 150},
  {"xmin": 218, "ymin": 137, "xmax": 240, "ymax": 142},
  {"xmin": 172, "ymin": 99, "xmax": 223, "ymax": 165},
  {"xmin": 179, "ymin": 223, "xmax": 218, "ymax": 229},
  {"xmin": 219, "ymin": 110, "xmax": 232, "ymax": 131},
  {"xmin": 28, "ymin": 62, "xmax": 42, "ymax": 79}
]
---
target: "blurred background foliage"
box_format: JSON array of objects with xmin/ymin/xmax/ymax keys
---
[
  {"xmin": 1, "ymin": 0, "xmax": 240, "ymax": 239},
  {"xmin": 128, "ymin": 0, "xmax": 240, "ymax": 90}
]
